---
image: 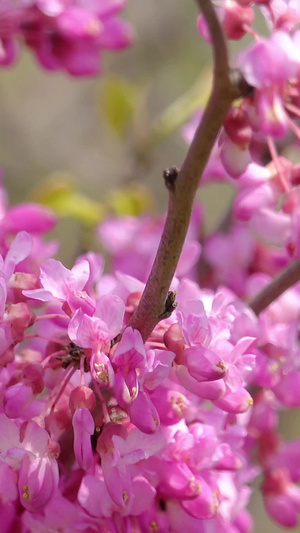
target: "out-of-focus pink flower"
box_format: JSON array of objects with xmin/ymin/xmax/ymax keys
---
[{"xmin": 0, "ymin": 0, "xmax": 133, "ymax": 75}]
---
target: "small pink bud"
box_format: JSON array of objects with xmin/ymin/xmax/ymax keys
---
[
  {"xmin": 223, "ymin": 4, "xmax": 254, "ymax": 40},
  {"xmin": 224, "ymin": 107, "xmax": 252, "ymax": 148},
  {"xmin": 164, "ymin": 323, "xmax": 186, "ymax": 364},
  {"xmin": 5, "ymin": 303, "xmax": 35, "ymax": 343},
  {"xmin": 125, "ymin": 291, "xmax": 142, "ymax": 316},
  {"xmin": 214, "ymin": 387, "xmax": 253, "ymax": 414},
  {"xmin": 22, "ymin": 363, "xmax": 44, "ymax": 395},
  {"xmin": 69, "ymin": 386, "xmax": 96, "ymax": 415}
]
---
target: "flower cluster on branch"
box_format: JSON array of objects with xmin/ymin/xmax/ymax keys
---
[{"xmin": 1, "ymin": 0, "xmax": 300, "ymax": 531}]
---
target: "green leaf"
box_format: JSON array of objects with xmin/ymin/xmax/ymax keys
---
[{"xmin": 100, "ymin": 76, "xmax": 137, "ymax": 137}]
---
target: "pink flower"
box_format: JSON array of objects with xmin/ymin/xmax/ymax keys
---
[
  {"xmin": 0, "ymin": 415, "xmax": 59, "ymax": 511},
  {"xmin": 0, "ymin": 0, "xmax": 133, "ymax": 76},
  {"xmin": 263, "ymin": 469, "xmax": 300, "ymax": 527},
  {"xmin": 24, "ymin": 258, "xmax": 95, "ymax": 315}
]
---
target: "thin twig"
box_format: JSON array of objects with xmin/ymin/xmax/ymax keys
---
[
  {"xmin": 249, "ymin": 260, "xmax": 300, "ymax": 315},
  {"xmin": 129, "ymin": 0, "xmax": 249, "ymax": 340}
]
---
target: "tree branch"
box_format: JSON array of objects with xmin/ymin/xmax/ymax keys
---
[
  {"xmin": 129, "ymin": 0, "xmax": 249, "ymax": 340},
  {"xmin": 249, "ymin": 260, "xmax": 300, "ymax": 315}
]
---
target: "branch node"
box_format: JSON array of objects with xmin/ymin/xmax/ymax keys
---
[
  {"xmin": 163, "ymin": 167, "xmax": 179, "ymax": 191},
  {"xmin": 158, "ymin": 291, "xmax": 177, "ymax": 320}
]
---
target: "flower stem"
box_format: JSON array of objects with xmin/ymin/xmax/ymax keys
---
[
  {"xmin": 249, "ymin": 260, "xmax": 300, "ymax": 315},
  {"xmin": 129, "ymin": 0, "xmax": 250, "ymax": 340}
]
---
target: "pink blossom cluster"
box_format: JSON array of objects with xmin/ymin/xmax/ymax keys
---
[
  {"xmin": 189, "ymin": 1, "xmax": 300, "ymax": 265},
  {"xmin": 2, "ymin": 0, "xmax": 300, "ymax": 531},
  {"xmin": 0, "ymin": 0, "xmax": 132, "ymax": 75},
  {"xmin": 0, "ymin": 158, "xmax": 297, "ymax": 532}
]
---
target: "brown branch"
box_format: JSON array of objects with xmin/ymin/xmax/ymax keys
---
[
  {"xmin": 129, "ymin": 0, "xmax": 250, "ymax": 340},
  {"xmin": 249, "ymin": 260, "xmax": 300, "ymax": 315}
]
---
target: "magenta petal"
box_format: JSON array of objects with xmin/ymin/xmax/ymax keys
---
[
  {"xmin": 101, "ymin": 453, "xmax": 132, "ymax": 509},
  {"xmin": 100, "ymin": 19, "xmax": 133, "ymax": 49},
  {"xmin": 4, "ymin": 383, "xmax": 35, "ymax": 419},
  {"xmin": 95, "ymin": 294, "xmax": 125, "ymax": 339},
  {"xmin": 60, "ymin": 42, "xmax": 101, "ymax": 77},
  {"xmin": 21, "ymin": 421, "xmax": 49, "ymax": 457},
  {"xmin": 40, "ymin": 259, "xmax": 71, "ymax": 299},
  {"xmin": 69, "ymin": 310, "xmax": 108, "ymax": 348},
  {"xmin": 18, "ymin": 454, "xmax": 58, "ymax": 511},
  {"xmin": 176, "ymin": 365, "xmax": 226, "ymax": 400},
  {"xmin": 185, "ymin": 346, "xmax": 227, "ymax": 382},
  {"xmin": 167, "ymin": 500, "xmax": 207, "ymax": 533},
  {"xmin": 273, "ymin": 371, "xmax": 300, "ymax": 407},
  {"xmin": 214, "ymin": 387, "xmax": 253, "ymax": 413},
  {"xmin": 176, "ymin": 241, "xmax": 202, "ymax": 277},
  {"xmin": 72, "ymin": 408, "xmax": 94, "ymax": 470},
  {"xmin": 0, "ymin": 38, "xmax": 18, "ymax": 66},
  {"xmin": 114, "ymin": 369, "xmax": 138, "ymax": 407},
  {"xmin": 0, "ymin": 414, "xmax": 19, "ymax": 452},
  {"xmin": 78, "ymin": 474, "xmax": 113, "ymax": 518},
  {"xmin": 3, "ymin": 204, "xmax": 56, "ymax": 234},
  {"xmin": 70, "ymin": 260, "xmax": 90, "ymax": 291},
  {"xmin": 0, "ymin": 277, "xmax": 7, "ymax": 316},
  {"xmin": 181, "ymin": 475, "xmax": 219, "ymax": 519},
  {"xmin": 0, "ymin": 502, "xmax": 17, "ymax": 533},
  {"xmin": 5, "ymin": 232, "xmax": 33, "ymax": 279},
  {"xmin": 251, "ymin": 208, "xmax": 291, "ymax": 245},
  {"xmin": 143, "ymin": 350, "xmax": 175, "ymax": 390},
  {"xmin": 56, "ymin": 8, "xmax": 102, "ymax": 41},
  {"xmin": 129, "ymin": 476, "xmax": 156, "ymax": 516},
  {"xmin": 265, "ymin": 493, "xmax": 298, "ymax": 528},
  {"xmin": 158, "ymin": 462, "xmax": 200, "ymax": 499},
  {"xmin": 22, "ymin": 288, "xmax": 55, "ymax": 302},
  {"xmin": 129, "ymin": 391, "xmax": 160, "ymax": 434},
  {"xmin": 0, "ymin": 463, "xmax": 18, "ymax": 502},
  {"xmin": 97, "ymin": 0, "xmax": 127, "ymax": 18},
  {"xmin": 113, "ymin": 327, "xmax": 146, "ymax": 368},
  {"xmin": 234, "ymin": 184, "xmax": 277, "ymax": 221},
  {"xmin": 151, "ymin": 387, "xmax": 188, "ymax": 425}
]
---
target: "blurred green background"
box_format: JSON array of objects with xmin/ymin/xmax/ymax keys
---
[{"xmin": 0, "ymin": 2, "xmax": 296, "ymax": 531}]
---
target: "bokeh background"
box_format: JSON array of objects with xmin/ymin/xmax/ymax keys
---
[{"xmin": 0, "ymin": 2, "xmax": 296, "ymax": 531}]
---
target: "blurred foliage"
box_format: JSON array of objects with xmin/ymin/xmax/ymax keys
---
[
  {"xmin": 149, "ymin": 66, "xmax": 212, "ymax": 146},
  {"xmin": 30, "ymin": 172, "xmax": 105, "ymax": 225},
  {"xmin": 105, "ymin": 182, "xmax": 154, "ymax": 215},
  {"xmin": 100, "ymin": 76, "xmax": 140, "ymax": 137},
  {"xmin": 31, "ymin": 172, "xmax": 155, "ymax": 225}
]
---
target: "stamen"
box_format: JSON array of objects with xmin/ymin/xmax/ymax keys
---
[
  {"xmin": 267, "ymin": 136, "xmax": 290, "ymax": 193},
  {"xmin": 24, "ymin": 333, "xmax": 66, "ymax": 346},
  {"xmin": 50, "ymin": 366, "xmax": 77, "ymax": 413},
  {"xmin": 22, "ymin": 485, "xmax": 31, "ymax": 501},
  {"xmin": 35, "ymin": 313, "xmax": 69, "ymax": 322}
]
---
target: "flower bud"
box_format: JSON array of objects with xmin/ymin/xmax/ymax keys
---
[{"xmin": 69, "ymin": 386, "xmax": 96, "ymax": 415}]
